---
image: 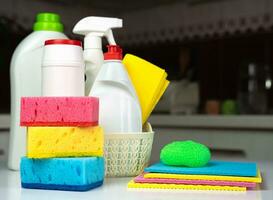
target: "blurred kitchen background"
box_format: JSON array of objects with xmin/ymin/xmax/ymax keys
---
[{"xmin": 1, "ymin": 0, "xmax": 273, "ymax": 162}]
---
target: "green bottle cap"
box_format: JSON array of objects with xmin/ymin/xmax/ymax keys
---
[{"xmin": 33, "ymin": 13, "xmax": 64, "ymax": 32}]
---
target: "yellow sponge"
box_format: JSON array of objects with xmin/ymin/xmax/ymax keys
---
[
  {"xmin": 27, "ymin": 126, "xmax": 103, "ymax": 158},
  {"xmin": 127, "ymin": 180, "xmax": 246, "ymax": 191},
  {"xmin": 123, "ymin": 54, "xmax": 169, "ymax": 124}
]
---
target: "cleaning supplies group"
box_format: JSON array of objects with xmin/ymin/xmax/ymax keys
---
[
  {"xmin": 129, "ymin": 140, "xmax": 262, "ymax": 191},
  {"xmin": 9, "ymin": 13, "xmax": 169, "ymax": 171},
  {"xmin": 10, "ymin": 12, "xmax": 169, "ymax": 191}
]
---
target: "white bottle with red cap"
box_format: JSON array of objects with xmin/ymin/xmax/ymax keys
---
[
  {"xmin": 42, "ymin": 39, "xmax": 84, "ymax": 96},
  {"xmin": 90, "ymin": 45, "xmax": 142, "ymax": 133}
]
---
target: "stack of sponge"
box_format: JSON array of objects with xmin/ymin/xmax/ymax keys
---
[{"xmin": 20, "ymin": 97, "xmax": 104, "ymax": 191}]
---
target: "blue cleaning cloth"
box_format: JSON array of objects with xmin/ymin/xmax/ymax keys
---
[
  {"xmin": 144, "ymin": 160, "xmax": 257, "ymax": 177},
  {"xmin": 20, "ymin": 157, "xmax": 104, "ymax": 191}
]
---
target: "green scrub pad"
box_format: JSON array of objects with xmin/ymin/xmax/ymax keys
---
[{"xmin": 160, "ymin": 140, "xmax": 211, "ymax": 167}]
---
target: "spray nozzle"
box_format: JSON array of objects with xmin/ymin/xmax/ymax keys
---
[{"xmin": 73, "ymin": 16, "xmax": 122, "ymax": 49}]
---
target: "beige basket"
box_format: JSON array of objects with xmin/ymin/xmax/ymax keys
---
[{"xmin": 104, "ymin": 123, "xmax": 154, "ymax": 177}]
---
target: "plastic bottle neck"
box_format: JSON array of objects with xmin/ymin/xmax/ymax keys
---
[
  {"xmin": 84, "ymin": 34, "xmax": 102, "ymax": 49},
  {"xmin": 105, "ymin": 59, "xmax": 122, "ymax": 63}
]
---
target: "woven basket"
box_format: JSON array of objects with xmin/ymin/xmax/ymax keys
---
[{"xmin": 104, "ymin": 123, "xmax": 154, "ymax": 177}]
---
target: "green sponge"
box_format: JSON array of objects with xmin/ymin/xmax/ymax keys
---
[{"xmin": 160, "ymin": 140, "xmax": 211, "ymax": 167}]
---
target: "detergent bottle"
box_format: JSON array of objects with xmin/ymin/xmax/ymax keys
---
[
  {"xmin": 42, "ymin": 39, "xmax": 84, "ymax": 96},
  {"xmin": 73, "ymin": 16, "xmax": 123, "ymax": 95},
  {"xmin": 8, "ymin": 13, "xmax": 67, "ymax": 170},
  {"xmin": 90, "ymin": 45, "xmax": 142, "ymax": 133}
]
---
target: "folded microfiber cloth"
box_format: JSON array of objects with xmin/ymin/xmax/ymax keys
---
[
  {"xmin": 20, "ymin": 157, "xmax": 104, "ymax": 191},
  {"xmin": 27, "ymin": 126, "xmax": 103, "ymax": 158},
  {"xmin": 127, "ymin": 180, "xmax": 246, "ymax": 191},
  {"xmin": 144, "ymin": 160, "xmax": 257, "ymax": 177},
  {"xmin": 123, "ymin": 54, "xmax": 169, "ymax": 124},
  {"xmin": 20, "ymin": 97, "xmax": 98, "ymax": 126},
  {"xmin": 144, "ymin": 171, "xmax": 262, "ymax": 183},
  {"xmin": 134, "ymin": 174, "xmax": 256, "ymax": 189}
]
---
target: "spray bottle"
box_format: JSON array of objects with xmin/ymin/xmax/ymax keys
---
[
  {"xmin": 73, "ymin": 16, "xmax": 142, "ymax": 133},
  {"xmin": 73, "ymin": 16, "xmax": 122, "ymax": 95}
]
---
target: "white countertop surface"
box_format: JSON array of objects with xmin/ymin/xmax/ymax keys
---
[{"xmin": 0, "ymin": 161, "xmax": 273, "ymax": 200}]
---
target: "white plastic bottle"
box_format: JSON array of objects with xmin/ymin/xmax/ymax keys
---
[
  {"xmin": 90, "ymin": 45, "xmax": 142, "ymax": 133},
  {"xmin": 42, "ymin": 39, "xmax": 84, "ymax": 96},
  {"xmin": 9, "ymin": 13, "xmax": 67, "ymax": 170},
  {"xmin": 73, "ymin": 16, "xmax": 123, "ymax": 95}
]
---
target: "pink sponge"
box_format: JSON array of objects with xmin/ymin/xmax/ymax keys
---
[{"xmin": 20, "ymin": 97, "xmax": 99, "ymax": 127}]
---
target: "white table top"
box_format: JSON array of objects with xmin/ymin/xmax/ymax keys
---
[{"xmin": 0, "ymin": 161, "xmax": 273, "ymax": 200}]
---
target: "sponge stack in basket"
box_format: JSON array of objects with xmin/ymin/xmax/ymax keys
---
[{"xmin": 20, "ymin": 97, "xmax": 104, "ymax": 191}]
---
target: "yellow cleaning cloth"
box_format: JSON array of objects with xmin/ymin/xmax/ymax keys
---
[
  {"xmin": 144, "ymin": 171, "xmax": 262, "ymax": 183},
  {"xmin": 123, "ymin": 54, "xmax": 169, "ymax": 124},
  {"xmin": 27, "ymin": 126, "xmax": 103, "ymax": 158},
  {"xmin": 127, "ymin": 180, "xmax": 246, "ymax": 191}
]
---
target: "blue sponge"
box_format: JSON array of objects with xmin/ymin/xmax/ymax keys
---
[
  {"xmin": 144, "ymin": 160, "xmax": 257, "ymax": 177},
  {"xmin": 20, "ymin": 157, "xmax": 104, "ymax": 191}
]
